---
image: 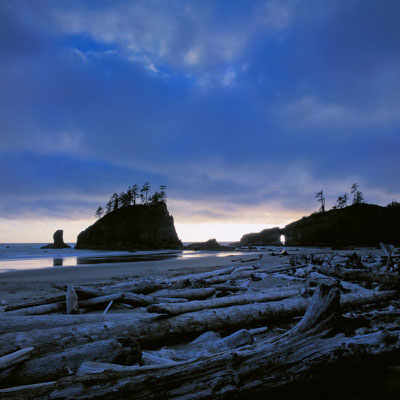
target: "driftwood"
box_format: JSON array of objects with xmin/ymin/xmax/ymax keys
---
[
  {"xmin": 3, "ymin": 284, "xmax": 400, "ymax": 399},
  {"xmin": 79, "ymin": 294, "xmax": 124, "ymax": 307},
  {"xmin": 212, "ymin": 284, "xmax": 247, "ymax": 292},
  {"xmin": 1, "ymin": 289, "xmax": 396, "ymax": 358},
  {"xmin": 5, "ymin": 302, "xmax": 65, "ymax": 316},
  {"xmin": 0, "ymin": 339, "xmax": 141, "ymax": 386},
  {"xmin": 0, "ymin": 348, "xmax": 34, "ymax": 372},
  {"xmin": 147, "ymin": 288, "xmax": 300, "ymax": 316},
  {"xmin": 4, "ymin": 295, "xmax": 66, "ymax": 312},
  {"xmin": 0, "ymin": 313, "xmax": 155, "ymax": 335},
  {"xmin": 151, "ymin": 288, "xmax": 216, "ymax": 300},
  {"xmin": 318, "ymin": 265, "xmax": 399, "ymax": 285},
  {"xmin": 66, "ymin": 285, "xmax": 79, "ymax": 314}
]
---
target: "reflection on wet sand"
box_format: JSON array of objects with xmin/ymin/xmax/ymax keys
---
[{"xmin": 53, "ymin": 258, "xmax": 63, "ymax": 266}]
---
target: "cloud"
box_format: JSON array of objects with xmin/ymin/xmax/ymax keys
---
[
  {"xmin": 52, "ymin": 0, "xmax": 296, "ymax": 84},
  {"xmin": 282, "ymin": 96, "xmax": 400, "ymax": 127}
]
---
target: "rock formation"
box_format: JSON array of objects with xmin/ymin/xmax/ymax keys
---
[
  {"xmin": 238, "ymin": 227, "xmax": 283, "ymax": 247},
  {"xmin": 41, "ymin": 230, "xmax": 71, "ymax": 249},
  {"xmin": 75, "ymin": 202, "xmax": 182, "ymax": 250},
  {"xmin": 284, "ymin": 203, "xmax": 400, "ymax": 247},
  {"xmin": 239, "ymin": 204, "xmax": 400, "ymax": 247},
  {"xmin": 185, "ymin": 239, "xmax": 232, "ymax": 251}
]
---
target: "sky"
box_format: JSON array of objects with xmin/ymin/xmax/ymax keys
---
[{"xmin": 1, "ymin": 0, "xmax": 399, "ymax": 243}]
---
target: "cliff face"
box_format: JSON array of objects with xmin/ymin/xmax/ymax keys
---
[
  {"xmin": 239, "ymin": 227, "xmax": 283, "ymax": 246},
  {"xmin": 75, "ymin": 203, "xmax": 182, "ymax": 250},
  {"xmin": 284, "ymin": 203, "xmax": 400, "ymax": 247}
]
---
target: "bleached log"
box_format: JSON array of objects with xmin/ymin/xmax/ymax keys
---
[
  {"xmin": 151, "ymin": 288, "xmax": 216, "ymax": 300},
  {"xmin": 158, "ymin": 297, "xmax": 188, "ymax": 303},
  {"xmin": 0, "ymin": 339, "xmax": 139, "ymax": 386},
  {"xmin": 1, "ymin": 289, "xmax": 396, "ymax": 358},
  {"xmin": 0, "ymin": 313, "xmax": 154, "ymax": 335},
  {"xmin": 141, "ymin": 352, "xmax": 179, "ymax": 366},
  {"xmin": 8, "ymin": 285, "xmax": 400, "ymax": 400},
  {"xmin": 5, "ymin": 302, "xmax": 65, "ymax": 316},
  {"xmin": 4, "ymin": 295, "xmax": 66, "ymax": 312},
  {"xmin": 66, "ymin": 285, "xmax": 79, "ymax": 314},
  {"xmin": 76, "ymin": 362, "xmax": 141, "ymax": 376},
  {"xmin": 147, "ymin": 288, "xmax": 300, "ymax": 316},
  {"xmin": 168, "ymin": 266, "xmax": 237, "ymax": 284},
  {"xmin": 0, "ymin": 381, "xmax": 56, "ymax": 395},
  {"xmin": 0, "ymin": 347, "xmax": 34, "ymax": 371},
  {"xmin": 318, "ymin": 265, "xmax": 399, "ymax": 285},
  {"xmin": 104, "ymin": 280, "xmax": 166, "ymax": 294},
  {"xmin": 212, "ymin": 284, "xmax": 247, "ymax": 292},
  {"xmin": 79, "ymin": 294, "xmax": 124, "ymax": 307}
]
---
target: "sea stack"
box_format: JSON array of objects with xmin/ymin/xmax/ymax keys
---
[
  {"xmin": 41, "ymin": 230, "xmax": 71, "ymax": 249},
  {"xmin": 75, "ymin": 202, "xmax": 182, "ymax": 250}
]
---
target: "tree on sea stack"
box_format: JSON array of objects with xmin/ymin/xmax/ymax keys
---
[
  {"xmin": 95, "ymin": 206, "xmax": 104, "ymax": 219},
  {"xmin": 315, "ymin": 190, "xmax": 325, "ymax": 213}
]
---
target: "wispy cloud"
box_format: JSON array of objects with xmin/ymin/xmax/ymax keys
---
[{"xmin": 53, "ymin": 0, "xmax": 296, "ymax": 85}]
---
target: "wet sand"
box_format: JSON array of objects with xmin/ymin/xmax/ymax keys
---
[{"xmin": 0, "ymin": 247, "xmax": 371, "ymax": 306}]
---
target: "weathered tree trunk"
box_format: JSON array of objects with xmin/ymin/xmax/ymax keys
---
[
  {"xmin": 79, "ymin": 294, "xmax": 124, "ymax": 307},
  {"xmin": 2, "ymin": 284, "xmax": 399, "ymax": 399},
  {"xmin": 318, "ymin": 265, "xmax": 399, "ymax": 285},
  {"xmin": 5, "ymin": 302, "xmax": 65, "ymax": 316},
  {"xmin": 0, "ymin": 339, "xmax": 140, "ymax": 387},
  {"xmin": 0, "ymin": 313, "xmax": 154, "ymax": 334},
  {"xmin": 0, "ymin": 289, "xmax": 396, "ymax": 358},
  {"xmin": 150, "ymin": 288, "xmax": 216, "ymax": 300},
  {"xmin": 4, "ymin": 295, "xmax": 66, "ymax": 312},
  {"xmin": 66, "ymin": 285, "xmax": 79, "ymax": 314},
  {"xmin": 0, "ymin": 348, "xmax": 34, "ymax": 372},
  {"xmin": 147, "ymin": 288, "xmax": 300, "ymax": 316}
]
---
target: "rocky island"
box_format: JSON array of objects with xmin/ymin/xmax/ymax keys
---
[
  {"xmin": 40, "ymin": 230, "xmax": 71, "ymax": 249},
  {"xmin": 238, "ymin": 203, "xmax": 400, "ymax": 247},
  {"xmin": 75, "ymin": 202, "xmax": 182, "ymax": 250}
]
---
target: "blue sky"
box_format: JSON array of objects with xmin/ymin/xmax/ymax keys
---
[{"xmin": 1, "ymin": 0, "xmax": 399, "ymax": 242}]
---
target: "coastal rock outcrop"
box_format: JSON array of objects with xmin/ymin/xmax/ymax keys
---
[
  {"xmin": 239, "ymin": 227, "xmax": 283, "ymax": 247},
  {"xmin": 75, "ymin": 202, "xmax": 182, "ymax": 250},
  {"xmin": 41, "ymin": 230, "xmax": 71, "ymax": 249},
  {"xmin": 185, "ymin": 238, "xmax": 232, "ymax": 251},
  {"xmin": 284, "ymin": 203, "xmax": 400, "ymax": 247}
]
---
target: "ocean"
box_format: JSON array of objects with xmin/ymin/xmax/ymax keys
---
[{"xmin": 0, "ymin": 243, "xmax": 250, "ymax": 272}]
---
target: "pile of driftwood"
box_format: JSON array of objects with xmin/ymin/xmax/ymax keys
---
[{"xmin": 1, "ymin": 245, "xmax": 400, "ymax": 399}]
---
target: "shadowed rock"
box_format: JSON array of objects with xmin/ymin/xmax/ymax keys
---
[
  {"xmin": 41, "ymin": 230, "xmax": 71, "ymax": 249},
  {"xmin": 75, "ymin": 203, "xmax": 182, "ymax": 250}
]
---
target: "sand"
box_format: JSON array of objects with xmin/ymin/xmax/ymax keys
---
[{"xmin": 0, "ymin": 247, "xmax": 374, "ymax": 307}]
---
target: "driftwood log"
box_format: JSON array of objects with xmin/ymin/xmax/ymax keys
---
[
  {"xmin": 147, "ymin": 288, "xmax": 300, "ymax": 316},
  {"xmin": 318, "ymin": 265, "xmax": 399, "ymax": 286},
  {"xmin": 0, "ymin": 339, "xmax": 140, "ymax": 386},
  {"xmin": 0, "ymin": 289, "xmax": 396, "ymax": 357},
  {"xmin": 2, "ymin": 284, "xmax": 399, "ymax": 399}
]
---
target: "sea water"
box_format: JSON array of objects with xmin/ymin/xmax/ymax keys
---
[{"xmin": 0, "ymin": 243, "xmax": 250, "ymax": 272}]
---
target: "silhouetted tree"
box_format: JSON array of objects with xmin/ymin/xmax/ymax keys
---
[
  {"xmin": 149, "ymin": 191, "xmax": 162, "ymax": 205},
  {"xmin": 351, "ymin": 183, "xmax": 359, "ymax": 204},
  {"xmin": 106, "ymin": 199, "xmax": 113, "ymax": 214},
  {"xmin": 130, "ymin": 184, "xmax": 139, "ymax": 205},
  {"xmin": 354, "ymin": 190, "xmax": 364, "ymax": 204},
  {"xmin": 334, "ymin": 193, "xmax": 348, "ymax": 209},
  {"xmin": 95, "ymin": 206, "xmax": 104, "ymax": 219},
  {"xmin": 111, "ymin": 192, "xmax": 120, "ymax": 211},
  {"xmin": 119, "ymin": 191, "xmax": 131, "ymax": 207},
  {"xmin": 315, "ymin": 190, "xmax": 325, "ymax": 213},
  {"xmin": 159, "ymin": 185, "xmax": 167, "ymax": 202},
  {"xmin": 141, "ymin": 182, "xmax": 151, "ymax": 204},
  {"xmin": 387, "ymin": 200, "xmax": 400, "ymax": 208}
]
